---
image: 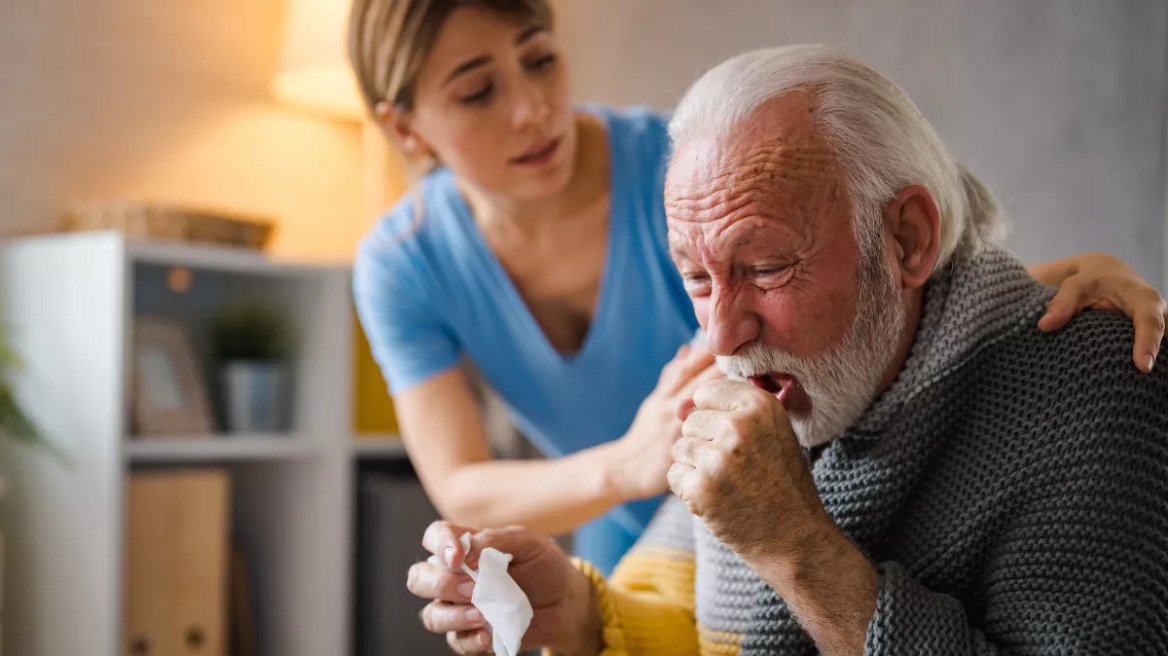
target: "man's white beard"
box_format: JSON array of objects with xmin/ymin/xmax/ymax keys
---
[{"xmin": 717, "ymin": 249, "xmax": 907, "ymax": 448}]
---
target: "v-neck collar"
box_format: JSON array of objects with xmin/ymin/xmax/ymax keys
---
[{"xmin": 447, "ymin": 108, "xmax": 624, "ymax": 368}]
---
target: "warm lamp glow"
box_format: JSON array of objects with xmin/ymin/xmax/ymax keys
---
[
  {"xmin": 270, "ymin": 0, "xmax": 407, "ymax": 253},
  {"xmin": 272, "ymin": 0, "xmax": 365, "ymax": 121}
]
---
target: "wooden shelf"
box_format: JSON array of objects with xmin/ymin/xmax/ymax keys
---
[
  {"xmin": 352, "ymin": 436, "xmax": 408, "ymax": 459},
  {"xmin": 127, "ymin": 236, "xmax": 345, "ymax": 277},
  {"xmin": 125, "ymin": 435, "xmax": 319, "ymax": 463}
]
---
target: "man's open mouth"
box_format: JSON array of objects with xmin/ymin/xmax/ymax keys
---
[{"xmin": 748, "ymin": 373, "xmax": 797, "ymax": 403}]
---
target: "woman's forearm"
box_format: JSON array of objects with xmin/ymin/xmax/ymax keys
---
[
  {"xmin": 395, "ymin": 369, "xmax": 634, "ymax": 535},
  {"xmin": 432, "ymin": 440, "xmax": 630, "ymax": 535}
]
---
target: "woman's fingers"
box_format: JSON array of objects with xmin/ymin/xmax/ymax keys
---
[
  {"xmin": 1126, "ymin": 293, "xmax": 1166, "ymax": 373},
  {"xmin": 1037, "ymin": 281, "xmax": 1085, "ymax": 333},
  {"xmin": 1036, "ymin": 260, "xmax": 1166, "ymax": 373},
  {"xmin": 678, "ymin": 363, "xmax": 723, "ymax": 396},
  {"xmin": 675, "ymin": 366, "xmax": 724, "ymax": 420},
  {"xmin": 657, "ymin": 344, "xmax": 690, "ymax": 386},
  {"xmin": 663, "ymin": 345, "xmax": 715, "ymax": 394},
  {"xmin": 664, "ymin": 349, "xmax": 716, "ymax": 396}
]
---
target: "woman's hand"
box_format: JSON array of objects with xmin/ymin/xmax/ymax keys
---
[
  {"xmin": 406, "ymin": 521, "xmax": 599, "ymax": 655},
  {"xmin": 610, "ymin": 344, "xmax": 720, "ymax": 501},
  {"xmin": 1031, "ymin": 253, "xmax": 1166, "ymax": 373}
]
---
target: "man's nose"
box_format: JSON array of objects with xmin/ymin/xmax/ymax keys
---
[{"xmin": 703, "ymin": 286, "xmax": 761, "ymax": 356}]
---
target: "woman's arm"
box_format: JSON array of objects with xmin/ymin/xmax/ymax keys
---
[
  {"xmin": 1029, "ymin": 252, "xmax": 1166, "ymax": 373},
  {"xmin": 395, "ymin": 367, "xmax": 625, "ymax": 535},
  {"xmin": 396, "ymin": 346, "xmax": 717, "ymax": 536}
]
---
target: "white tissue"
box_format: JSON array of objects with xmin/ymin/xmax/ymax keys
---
[{"xmin": 456, "ymin": 532, "xmax": 533, "ymax": 656}]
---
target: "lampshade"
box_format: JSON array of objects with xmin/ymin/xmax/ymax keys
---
[{"xmin": 272, "ymin": 0, "xmax": 365, "ymax": 121}]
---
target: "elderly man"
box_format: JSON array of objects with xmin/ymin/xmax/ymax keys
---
[{"xmin": 408, "ymin": 45, "xmax": 1168, "ymax": 655}]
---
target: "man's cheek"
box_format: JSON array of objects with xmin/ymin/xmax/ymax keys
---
[{"xmin": 690, "ymin": 298, "xmax": 711, "ymax": 331}]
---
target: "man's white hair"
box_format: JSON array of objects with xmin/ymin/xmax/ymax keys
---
[{"xmin": 669, "ymin": 44, "xmax": 1006, "ymax": 270}]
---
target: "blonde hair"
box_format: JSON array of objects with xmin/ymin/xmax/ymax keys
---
[
  {"xmin": 348, "ymin": 0, "xmax": 554, "ymax": 114},
  {"xmin": 349, "ymin": 0, "xmax": 555, "ymax": 239}
]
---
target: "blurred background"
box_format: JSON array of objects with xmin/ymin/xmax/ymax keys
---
[
  {"xmin": 0, "ymin": 0, "xmax": 1164, "ymax": 283},
  {"xmin": 557, "ymin": 0, "xmax": 1167, "ymax": 289},
  {"xmin": 0, "ymin": 2, "xmax": 1164, "ymax": 656}
]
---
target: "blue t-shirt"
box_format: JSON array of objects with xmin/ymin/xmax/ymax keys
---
[{"xmin": 352, "ymin": 106, "xmax": 699, "ymax": 574}]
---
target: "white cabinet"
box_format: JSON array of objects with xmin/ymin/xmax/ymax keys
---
[{"xmin": 0, "ymin": 232, "xmax": 403, "ymax": 656}]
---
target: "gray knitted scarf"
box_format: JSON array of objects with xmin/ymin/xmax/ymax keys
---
[{"xmin": 726, "ymin": 245, "xmax": 1168, "ymax": 654}]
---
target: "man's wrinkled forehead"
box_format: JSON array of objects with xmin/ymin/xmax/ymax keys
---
[
  {"xmin": 664, "ymin": 92, "xmax": 834, "ymax": 225},
  {"xmin": 664, "ymin": 93, "xmax": 836, "ymax": 259}
]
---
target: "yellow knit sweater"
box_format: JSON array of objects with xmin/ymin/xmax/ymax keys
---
[{"xmin": 562, "ymin": 497, "xmax": 740, "ymax": 656}]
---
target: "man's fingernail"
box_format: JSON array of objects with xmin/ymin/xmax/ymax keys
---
[
  {"xmin": 478, "ymin": 632, "xmax": 490, "ymax": 647},
  {"xmin": 1146, "ymin": 353, "xmax": 1157, "ymax": 372},
  {"xmin": 444, "ymin": 546, "xmax": 455, "ymax": 567},
  {"xmin": 465, "ymin": 608, "xmax": 482, "ymax": 623},
  {"xmin": 457, "ymin": 581, "xmax": 474, "ymax": 599}
]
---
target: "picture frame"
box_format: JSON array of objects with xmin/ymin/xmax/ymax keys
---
[{"xmin": 132, "ymin": 317, "xmax": 215, "ymax": 436}]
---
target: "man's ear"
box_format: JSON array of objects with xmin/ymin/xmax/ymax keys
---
[
  {"xmin": 374, "ymin": 101, "xmax": 433, "ymax": 158},
  {"xmin": 882, "ymin": 184, "xmax": 940, "ymax": 289}
]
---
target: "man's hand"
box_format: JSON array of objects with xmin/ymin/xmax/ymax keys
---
[
  {"xmin": 668, "ymin": 378, "xmax": 878, "ymax": 656},
  {"xmin": 406, "ymin": 521, "xmax": 602, "ymax": 655},
  {"xmin": 667, "ymin": 378, "xmax": 829, "ymax": 560}
]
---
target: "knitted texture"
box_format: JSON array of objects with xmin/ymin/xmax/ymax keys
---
[
  {"xmin": 607, "ymin": 246, "xmax": 1168, "ymax": 656},
  {"xmin": 598, "ymin": 497, "xmax": 701, "ymax": 655},
  {"xmin": 571, "ymin": 558, "xmax": 631, "ymax": 656}
]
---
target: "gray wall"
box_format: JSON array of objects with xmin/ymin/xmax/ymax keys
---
[{"xmin": 554, "ymin": 0, "xmax": 1168, "ymax": 291}]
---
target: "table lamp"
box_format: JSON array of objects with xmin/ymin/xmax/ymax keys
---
[
  {"xmin": 271, "ymin": 0, "xmax": 406, "ymax": 225},
  {"xmin": 273, "ymin": 0, "xmax": 405, "ymax": 435}
]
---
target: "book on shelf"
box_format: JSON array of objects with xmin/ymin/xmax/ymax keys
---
[{"xmin": 123, "ymin": 469, "xmax": 230, "ymax": 656}]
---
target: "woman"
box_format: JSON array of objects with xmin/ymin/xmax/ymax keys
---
[{"xmin": 349, "ymin": 0, "xmax": 1167, "ymax": 574}]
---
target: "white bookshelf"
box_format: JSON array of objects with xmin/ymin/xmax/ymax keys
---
[
  {"xmin": 352, "ymin": 435, "xmax": 408, "ymax": 459},
  {"xmin": 124, "ymin": 436, "xmax": 320, "ymax": 463},
  {"xmin": 0, "ymin": 232, "xmax": 409, "ymax": 656}
]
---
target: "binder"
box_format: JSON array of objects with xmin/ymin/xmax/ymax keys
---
[
  {"xmin": 228, "ymin": 545, "xmax": 257, "ymax": 656},
  {"xmin": 353, "ymin": 314, "xmax": 399, "ymax": 435},
  {"xmin": 123, "ymin": 469, "xmax": 230, "ymax": 656}
]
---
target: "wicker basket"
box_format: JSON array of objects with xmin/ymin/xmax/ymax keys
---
[{"xmin": 61, "ymin": 202, "xmax": 275, "ymax": 250}]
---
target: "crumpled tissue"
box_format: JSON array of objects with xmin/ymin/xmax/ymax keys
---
[{"xmin": 429, "ymin": 532, "xmax": 533, "ymax": 656}]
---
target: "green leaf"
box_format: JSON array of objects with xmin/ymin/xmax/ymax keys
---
[
  {"xmin": 0, "ymin": 383, "xmax": 40, "ymax": 443},
  {"xmin": 211, "ymin": 304, "xmax": 293, "ymax": 362},
  {"xmin": 0, "ymin": 317, "xmax": 44, "ymax": 448}
]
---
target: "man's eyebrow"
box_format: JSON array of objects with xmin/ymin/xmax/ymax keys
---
[
  {"xmin": 752, "ymin": 244, "xmax": 798, "ymax": 261},
  {"xmin": 669, "ymin": 243, "xmax": 692, "ymax": 261}
]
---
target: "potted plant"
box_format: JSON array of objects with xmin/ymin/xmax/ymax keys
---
[
  {"xmin": 0, "ymin": 324, "xmax": 41, "ymax": 656},
  {"xmin": 0, "ymin": 321, "xmax": 43, "ymax": 488},
  {"xmin": 211, "ymin": 304, "xmax": 294, "ymax": 434}
]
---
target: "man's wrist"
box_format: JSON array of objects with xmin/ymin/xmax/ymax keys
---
[
  {"xmin": 553, "ymin": 565, "xmax": 604, "ymax": 656},
  {"xmin": 747, "ymin": 518, "xmax": 879, "ymax": 655}
]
